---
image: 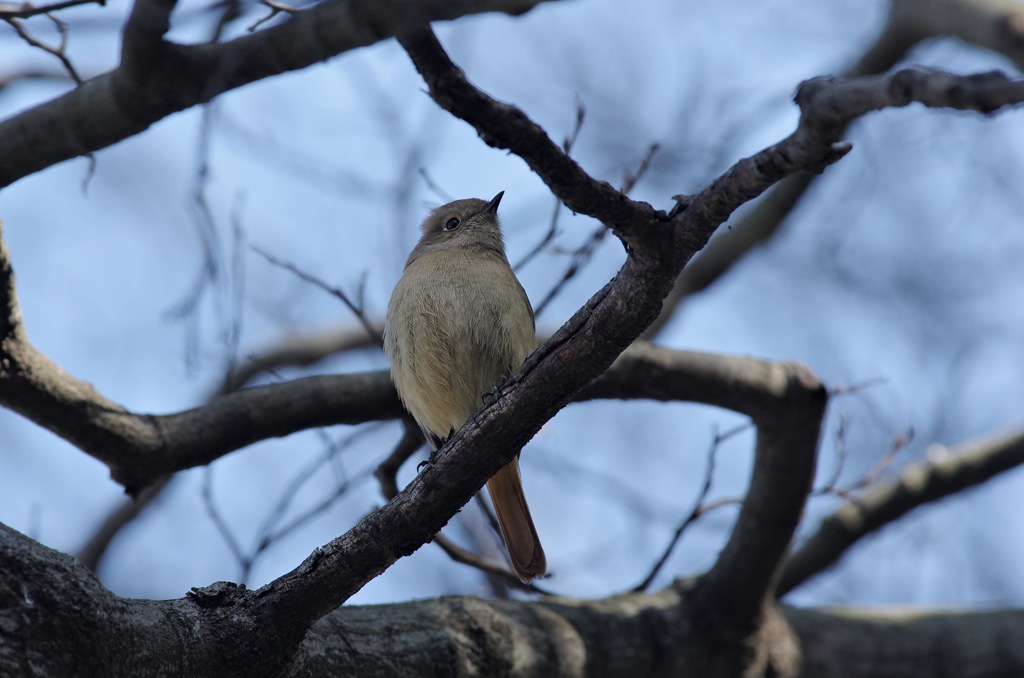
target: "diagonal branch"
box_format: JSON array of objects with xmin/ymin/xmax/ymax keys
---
[
  {"xmin": 77, "ymin": 474, "xmax": 172, "ymax": 571},
  {"xmin": 398, "ymin": 28, "xmax": 661, "ymax": 233},
  {"xmin": 667, "ymin": 69, "xmax": 1024, "ymax": 268},
  {"xmin": 641, "ymin": 0, "xmax": 925, "ymax": 338},
  {"xmin": 778, "ymin": 428, "xmax": 1024, "ymax": 596}
]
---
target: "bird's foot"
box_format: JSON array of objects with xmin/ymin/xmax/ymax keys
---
[
  {"xmin": 481, "ymin": 374, "xmax": 509, "ymax": 406},
  {"xmin": 417, "ymin": 441, "xmax": 446, "ymax": 472}
]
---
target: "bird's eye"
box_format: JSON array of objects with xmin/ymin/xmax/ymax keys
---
[{"xmin": 444, "ymin": 217, "xmax": 460, "ymax": 231}]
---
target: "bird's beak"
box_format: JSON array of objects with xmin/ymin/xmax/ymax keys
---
[{"xmin": 483, "ymin": 191, "xmax": 504, "ymax": 214}]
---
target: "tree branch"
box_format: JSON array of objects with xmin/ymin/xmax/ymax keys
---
[
  {"xmin": 886, "ymin": 0, "xmax": 1024, "ymax": 74},
  {"xmin": 778, "ymin": 428, "xmax": 1024, "ymax": 597},
  {"xmin": 690, "ymin": 362, "xmax": 826, "ymax": 634},
  {"xmin": 641, "ymin": 0, "xmax": 926, "ymax": 338},
  {"xmin": 786, "ymin": 604, "xmax": 1024, "ymax": 678},
  {"xmin": 0, "ymin": 0, "xmax": 105, "ymax": 19},
  {"xmin": 398, "ymin": 28, "xmax": 662, "ymax": 233},
  {"xmin": 219, "ymin": 328, "xmax": 377, "ymax": 393},
  {"xmin": 0, "ymin": 0, "xmax": 564, "ymax": 188},
  {"xmin": 8, "ymin": 519, "xmax": 1024, "ymax": 677},
  {"xmin": 0, "ymin": 227, "xmax": 400, "ymax": 492},
  {"xmin": 76, "ymin": 474, "xmax": 172, "ymax": 571}
]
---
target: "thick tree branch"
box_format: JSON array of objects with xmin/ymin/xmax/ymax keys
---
[
  {"xmin": 778, "ymin": 428, "xmax": 1024, "ymax": 597},
  {"xmin": 0, "ymin": 0, "xmax": 563, "ymax": 188},
  {"xmin": 581, "ymin": 342, "xmax": 814, "ymax": 418},
  {"xmin": 7, "ymin": 520, "xmax": 1024, "ymax": 677},
  {"xmin": 670, "ymin": 69, "xmax": 1024, "ymax": 266},
  {"xmin": 0, "ymin": 521, "xmax": 309, "ymax": 676},
  {"xmin": 692, "ymin": 363, "xmax": 825, "ymax": 632},
  {"xmin": 887, "ymin": 0, "xmax": 1024, "ymax": 73},
  {"xmin": 786, "ymin": 605, "xmax": 1024, "ymax": 678}
]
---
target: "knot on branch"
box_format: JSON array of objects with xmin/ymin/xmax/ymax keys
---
[{"xmin": 187, "ymin": 581, "xmax": 248, "ymax": 609}]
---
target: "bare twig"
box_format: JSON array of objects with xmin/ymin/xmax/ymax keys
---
[
  {"xmin": 416, "ymin": 167, "xmax": 453, "ymax": 203},
  {"xmin": 532, "ymin": 222, "xmax": 607, "ymax": 316},
  {"xmin": 632, "ymin": 421, "xmax": 750, "ymax": 592},
  {"xmin": 828, "ymin": 376, "xmax": 888, "ymax": 396},
  {"xmin": 205, "ymin": 426, "xmax": 381, "ymax": 584},
  {"xmin": 514, "ymin": 197, "xmax": 564, "ymax": 274},
  {"xmin": 0, "ymin": 0, "xmax": 103, "ymax": 19},
  {"xmin": 815, "ymin": 428, "xmax": 913, "ymax": 500},
  {"xmin": 202, "ymin": 465, "xmax": 250, "ymax": 573},
  {"xmin": 514, "ymin": 99, "xmax": 586, "ymax": 271},
  {"xmin": 620, "ymin": 143, "xmax": 659, "ymax": 195},
  {"xmin": 221, "ymin": 329, "xmax": 377, "ymax": 394},
  {"xmin": 432, "ymin": 533, "xmax": 549, "ymax": 593},
  {"xmin": 251, "ymin": 245, "xmax": 381, "ymax": 346},
  {"xmin": 254, "ymin": 453, "xmax": 376, "ymax": 558},
  {"xmin": 778, "ymin": 428, "xmax": 1024, "ymax": 597},
  {"xmin": 247, "ymin": 0, "xmax": 306, "ymax": 32},
  {"xmin": 5, "ymin": 13, "xmax": 81, "ymax": 83},
  {"xmin": 374, "ymin": 419, "xmax": 424, "ymax": 500},
  {"xmin": 167, "ymin": 102, "xmax": 229, "ymax": 372},
  {"xmin": 818, "ymin": 411, "xmax": 852, "ymax": 495},
  {"xmin": 522, "ymin": 143, "xmax": 660, "ymax": 313},
  {"xmin": 77, "ymin": 474, "xmax": 173, "ymax": 572}
]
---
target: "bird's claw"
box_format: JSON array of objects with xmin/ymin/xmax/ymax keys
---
[
  {"xmin": 482, "ymin": 374, "xmax": 509, "ymax": 406},
  {"xmin": 417, "ymin": 446, "xmax": 442, "ymax": 472}
]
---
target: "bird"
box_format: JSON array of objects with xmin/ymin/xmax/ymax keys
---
[{"xmin": 384, "ymin": 191, "xmax": 546, "ymax": 582}]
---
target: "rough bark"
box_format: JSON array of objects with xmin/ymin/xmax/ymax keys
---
[{"xmin": 6, "ymin": 523, "xmax": 1024, "ymax": 677}]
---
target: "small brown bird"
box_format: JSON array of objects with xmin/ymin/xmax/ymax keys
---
[{"xmin": 384, "ymin": 191, "xmax": 546, "ymax": 582}]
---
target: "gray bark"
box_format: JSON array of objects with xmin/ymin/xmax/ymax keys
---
[{"xmin": 5, "ymin": 523, "xmax": 1024, "ymax": 677}]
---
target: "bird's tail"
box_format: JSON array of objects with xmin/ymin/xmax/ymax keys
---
[{"xmin": 486, "ymin": 459, "xmax": 546, "ymax": 582}]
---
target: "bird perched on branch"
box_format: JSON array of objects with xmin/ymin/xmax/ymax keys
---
[{"xmin": 384, "ymin": 191, "xmax": 546, "ymax": 583}]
